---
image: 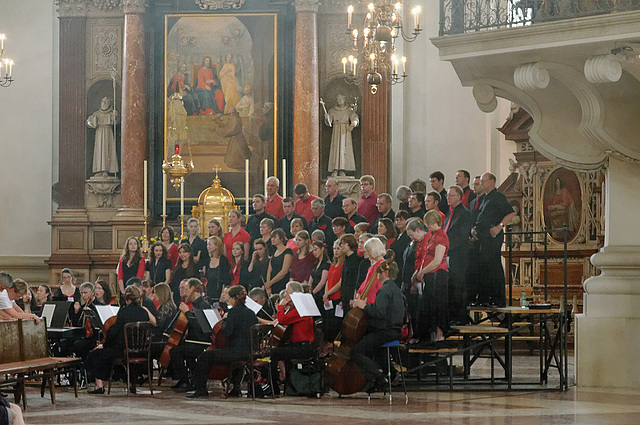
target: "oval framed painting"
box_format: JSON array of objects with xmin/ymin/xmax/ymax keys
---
[{"xmin": 542, "ymin": 167, "xmax": 582, "ymax": 243}]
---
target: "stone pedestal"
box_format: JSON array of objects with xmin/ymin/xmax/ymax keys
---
[
  {"xmin": 118, "ymin": 0, "xmax": 148, "ymax": 218},
  {"xmin": 293, "ymin": 0, "xmax": 320, "ymax": 193},
  {"xmin": 576, "ymin": 157, "xmax": 640, "ymax": 387}
]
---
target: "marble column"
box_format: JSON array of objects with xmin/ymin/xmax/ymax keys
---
[
  {"xmin": 117, "ymin": 0, "xmax": 148, "ymax": 218},
  {"xmin": 361, "ymin": 78, "xmax": 390, "ymax": 193},
  {"xmin": 57, "ymin": 15, "xmax": 87, "ymax": 210},
  {"xmin": 293, "ymin": 0, "xmax": 320, "ymax": 194},
  {"xmin": 576, "ymin": 156, "xmax": 640, "ymax": 387}
]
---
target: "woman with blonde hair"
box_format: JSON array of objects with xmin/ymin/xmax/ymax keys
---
[{"xmin": 204, "ymin": 236, "xmax": 230, "ymax": 301}]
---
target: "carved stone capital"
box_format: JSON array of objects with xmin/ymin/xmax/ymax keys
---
[
  {"xmin": 55, "ymin": 0, "xmax": 88, "ymax": 17},
  {"xmin": 584, "ymin": 54, "xmax": 623, "ymax": 84},
  {"xmin": 294, "ymin": 0, "xmax": 320, "ymax": 13},
  {"xmin": 514, "ymin": 62, "xmax": 550, "ymax": 90},
  {"xmin": 122, "ymin": 0, "xmax": 148, "ymax": 14}
]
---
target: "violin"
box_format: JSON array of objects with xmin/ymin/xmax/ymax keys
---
[
  {"xmin": 323, "ymin": 267, "xmax": 379, "ymax": 395},
  {"xmin": 269, "ymin": 298, "xmax": 292, "ymax": 347}
]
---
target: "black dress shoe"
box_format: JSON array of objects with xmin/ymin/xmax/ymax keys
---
[
  {"xmin": 228, "ymin": 388, "xmax": 242, "ymax": 398},
  {"xmin": 187, "ymin": 390, "xmax": 209, "ymax": 398},
  {"xmin": 88, "ymin": 387, "xmax": 105, "ymax": 395},
  {"xmin": 171, "ymin": 380, "xmax": 184, "ymax": 389},
  {"xmin": 373, "ymin": 376, "xmax": 389, "ymax": 393},
  {"xmin": 173, "ymin": 382, "xmax": 194, "ymax": 393}
]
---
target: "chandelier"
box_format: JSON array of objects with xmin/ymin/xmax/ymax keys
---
[
  {"xmin": 163, "ymin": 144, "xmax": 194, "ymax": 189},
  {"xmin": 342, "ymin": 2, "xmax": 422, "ymax": 94},
  {"xmin": 0, "ymin": 34, "xmax": 15, "ymax": 88}
]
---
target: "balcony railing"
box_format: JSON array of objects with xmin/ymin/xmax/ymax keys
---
[{"xmin": 439, "ymin": 0, "xmax": 640, "ymax": 35}]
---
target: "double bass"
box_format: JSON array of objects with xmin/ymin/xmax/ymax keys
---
[
  {"xmin": 323, "ymin": 263, "xmax": 380, "ymax": 395},
  {"xmin": 158, "ymin": 311, "xmax": 189, "ymax": 375}
]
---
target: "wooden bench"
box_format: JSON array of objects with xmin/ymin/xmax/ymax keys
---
[
  {"xmin": 0, "ymin": 319, "xmax": 80, "ymax": 410},
  {"xmin": 407, "ymin": 347, "xmax": 458, "ymax": 389},
  {"xmin": 451, "ymin": 325, "xmax": 509, "ymax": 383}
]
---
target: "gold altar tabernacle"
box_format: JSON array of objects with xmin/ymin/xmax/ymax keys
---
[{"xmin": 191, "ymin": 167, "xmax": 236, "ymax": 235}]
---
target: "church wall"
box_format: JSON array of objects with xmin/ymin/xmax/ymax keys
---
[
  {"xmin": 0, "ymin": 3, "xmax": 57, "ymax": 282},
  {"xmin": 390, "ymin": 0, "xmax": 515, "ymax": 196}
]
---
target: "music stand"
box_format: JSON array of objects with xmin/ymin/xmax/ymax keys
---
[{"xmin": 41, "ymin": 301, "xmax": 72, "ymax": 329}]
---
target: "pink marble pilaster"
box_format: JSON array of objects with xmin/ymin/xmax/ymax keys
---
[
  {"xmin": 293, "ymin": 0, "xmax": 320, "ymax": 194},
  {"xmin": 118, "ymin": 0, "xmax": 148, "ymax": 216}
]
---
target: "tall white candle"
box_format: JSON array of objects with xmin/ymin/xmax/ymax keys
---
[
  {"xmin": 143, "ymin": 160, "xmax": 148, "ymax": 217},
  {"xmin": 245, "ymin": 159, "xmax": 250, "ymax": 214},
  {"xmin": 180, "ymin": 178, "xmax": 184, "ymax": 218},
  {"xmin": 264, "ymin": 159, "xmax": 268, "ymax": 197},
  {"xmin": 162, "ymin": 171, "xmax": 167, "ymax": 216},
  {"xmin": 282, "ymin": 159, "xmax": 287, "ymax": 198}
]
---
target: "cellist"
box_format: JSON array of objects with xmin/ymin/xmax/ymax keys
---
[
  {"xmin": 268, "ymin": 281, "xmax": 314, "ymax": 395},
  {"xmin": 170, "ymin": 278, "xmax": 212, "ymax": 392},
  {"xmin": 350, "ymin": 259, "xmax": 405, "ymax": 393},
  {"xmin": 71, "ymin": 282, "xmax": 103, "ymax": 361},
  {"xmin": 188, "ymin": 285, "xmax": 257, "ymax": 398}
]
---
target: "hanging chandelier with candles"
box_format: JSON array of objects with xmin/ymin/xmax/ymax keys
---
[
  {"xmin": 342, "ymin": 1, "xmax": 422, "ymax": 94},
  {"xmin": 0, "ymin": 34, "xmax": 15, "ymax": 88}
]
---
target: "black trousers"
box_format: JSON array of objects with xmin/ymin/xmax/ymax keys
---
[
  {"xmin": 192, "ymin": 348, "xmax": 248, "ymax": 392},
  {"xmin": 270, "ymin": 342, "xmax": 314, "ymax": 383},
  {"xmin": 479, "ymin": 235, "xmax": 506, "ymax": 307},
  {"xmin": 351, "ymin": 328, "xmax": 401, "ymax": 384},
  {"xmin": 170, "ymin": 342, "xmax": 207, "ymax": 383},
  {"xmin": 84, "ymin": 346, "xmax": 121, "ymax": 381},
  {"xmin": 417, "ymin": 269, "xmax": 449, "ymax": 338},
  {"xmin": 466, "ymin": 244, "xmax": 481, "ymax": 304},
  {"xmin": 448, "ymin": 253, "xmax": 469, "ymax": 323}
]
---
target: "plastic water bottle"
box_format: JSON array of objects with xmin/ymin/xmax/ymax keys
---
[{"xmin": 520, "ymin": 291, "xmax": 527, "ymax": 308}]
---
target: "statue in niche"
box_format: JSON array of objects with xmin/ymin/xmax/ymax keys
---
[
  {"xmin": 86, "ymin": 97, "xmax": 119, "ymax": 176},
  {"xmin": 322, "ymin": 94, "xmax": 359, "ymax": 176}
]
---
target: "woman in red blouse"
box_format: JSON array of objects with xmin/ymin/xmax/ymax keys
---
[
  {"xmin": 323, "ymin": 241, "xmax": 344, "ymax": 343},
  {"xmin": 229, "ymin": 241, "xmax": 245, "ymax": 286},
  {"xmin": 160, "ymin": 226, "xmax": 179, "ymax": 268},
  {"xmin": 407, "ymin": 211, "xmax": 450, "ymax": 342},
  {"xmin": 352, "ymin": 237, "xmax": 386, "ymax": 305}
]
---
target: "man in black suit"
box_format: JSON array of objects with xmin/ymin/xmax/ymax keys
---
[
  {"xmin": 308, "ymin": 198, "xmax": 335, "ymax": 249},
  {"xmin": 429, "ymin": 171, "xmax": 449, "ymax": 215},
  {"xmin": 245, "ymin": 194, "xmax": 276, "ymax": 243},
  {"xmin": 467, "ymin": 175, "xmax": 485, "ymax": 305},
  {"xmin": 371, "ymin": 193, "xmax": 395, "ymax": 235},
  {"xmin": 276, "ymin": 197, "xmax": 308, "ymax": 239},
  {"xmin": 324, "ymin": 178, "xmax": 346, "ymax": 219},
  {"xmin": 443, "ymin": 186, "xmax": 473, "ymax": 324},
  {"xmin": 343, "ymin": 197, "xmax": 367, "ymax": 233}
]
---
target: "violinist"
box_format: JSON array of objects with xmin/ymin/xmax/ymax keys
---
[
  {"xmin": 170, "ymin": 278, "xmax": 212, "ymax": 392},
  {"xmin": 351, "ymin": 259, "xmax": 405, "ymax": 393},
  {"xmin": 269, "ymin": 281, "xmax": 314, "ymax": 395},
  {"xmin": 71, "ymin": 282, "xmax": 103, "ymax": 360},
  {"xmin": 84, "ymin": 285, "xmax": 150, "ymax": 394},
  {"xmin": 249, "ymin": 287, "xmax": 275, "ymax": 325},
  {"xmin": 188, "ymin": 285, "xmax": 258, "ymax": 398}
]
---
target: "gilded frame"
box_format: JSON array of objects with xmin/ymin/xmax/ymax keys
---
[{"xmin": 164, "ymin": 13, "xmax": 278, "ymax": 200}]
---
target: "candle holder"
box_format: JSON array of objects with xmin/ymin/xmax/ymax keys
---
[
  {"xmin": 141, "ymin": 214, "xmax": 150, "ymax": 255},
  {"xmin": 162, "ymin": 144, "xmax": 194, "ymax": 189},
  {"xmin": 161, "ymin": 214, "xmax": 167, "ymax": 228}
]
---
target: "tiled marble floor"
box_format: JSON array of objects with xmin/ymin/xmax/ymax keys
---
[{"xmin": 18, "ymin": 354, "xmax": 640, "ymax": 425}]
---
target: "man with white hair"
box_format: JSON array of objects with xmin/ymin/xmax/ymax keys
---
[
  {"xmin": 308, "ymin": 198, "xmax": 335, "ymax": 249},
  {"xmin": 265, "ymin": 176, "xmax": 285, "ymax": 220}
]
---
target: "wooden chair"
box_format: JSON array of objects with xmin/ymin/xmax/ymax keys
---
[{"xmin": 108, "ymin": 322, "xmax": 154, "ymax": 396}]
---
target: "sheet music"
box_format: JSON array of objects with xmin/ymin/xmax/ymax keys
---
[
  {"xmin": 335, "ymin": 304, "xmax": 344, "ymax": 318},
  {"xmin": 202, "ymin": 309, "xmax": 222, "ymax": 328},
  {"xmin": 290, "ymin": 293, "xmax": 321, "ymax": 317},
  {"xmin": 95, "ymin": 305, "xmax": 119, "ymax": 324},
  {"xmin": 245, "ymin": 297, "xmax": 263, "ymax": 315},
  {"xmin": 41, "ymin": 304, "xmax": 55, "ymax": 327},
  {"xmin": 324, "ymin": 300, "xmax": 333, "ymax": 310}
]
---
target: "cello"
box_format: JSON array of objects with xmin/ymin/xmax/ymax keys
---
[
  {"xmin": 323, "ymin": 261, "xmax": 382, "ymax": 395},
  {"xmin": 207, "ymin": 320, "xmax": 231, "ymax": 382},
  {"xmin": 158, "ymin": 311, "xmax": 189, "ymax": 382}
]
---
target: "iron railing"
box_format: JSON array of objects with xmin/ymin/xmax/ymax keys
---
[{"xmin": 440, "ymin": 0, "xmax": 640, "ymax": 35}]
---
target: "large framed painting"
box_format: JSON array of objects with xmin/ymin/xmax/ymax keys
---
[
  {"xmin": 164, "ymin": 13, "xmax": 277, "ymax": 199},
  {"xmin": 542, "ymin": 167, "xmax": 582, "ymax": 242}
]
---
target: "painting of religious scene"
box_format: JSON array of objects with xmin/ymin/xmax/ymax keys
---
[
  {"xmin": 165, "ymin": 14, "xmax": 276, "ymax": 198},
  {"xmin": 543, "ymin": 167, "xmax": 582, "ymax": 242}
]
